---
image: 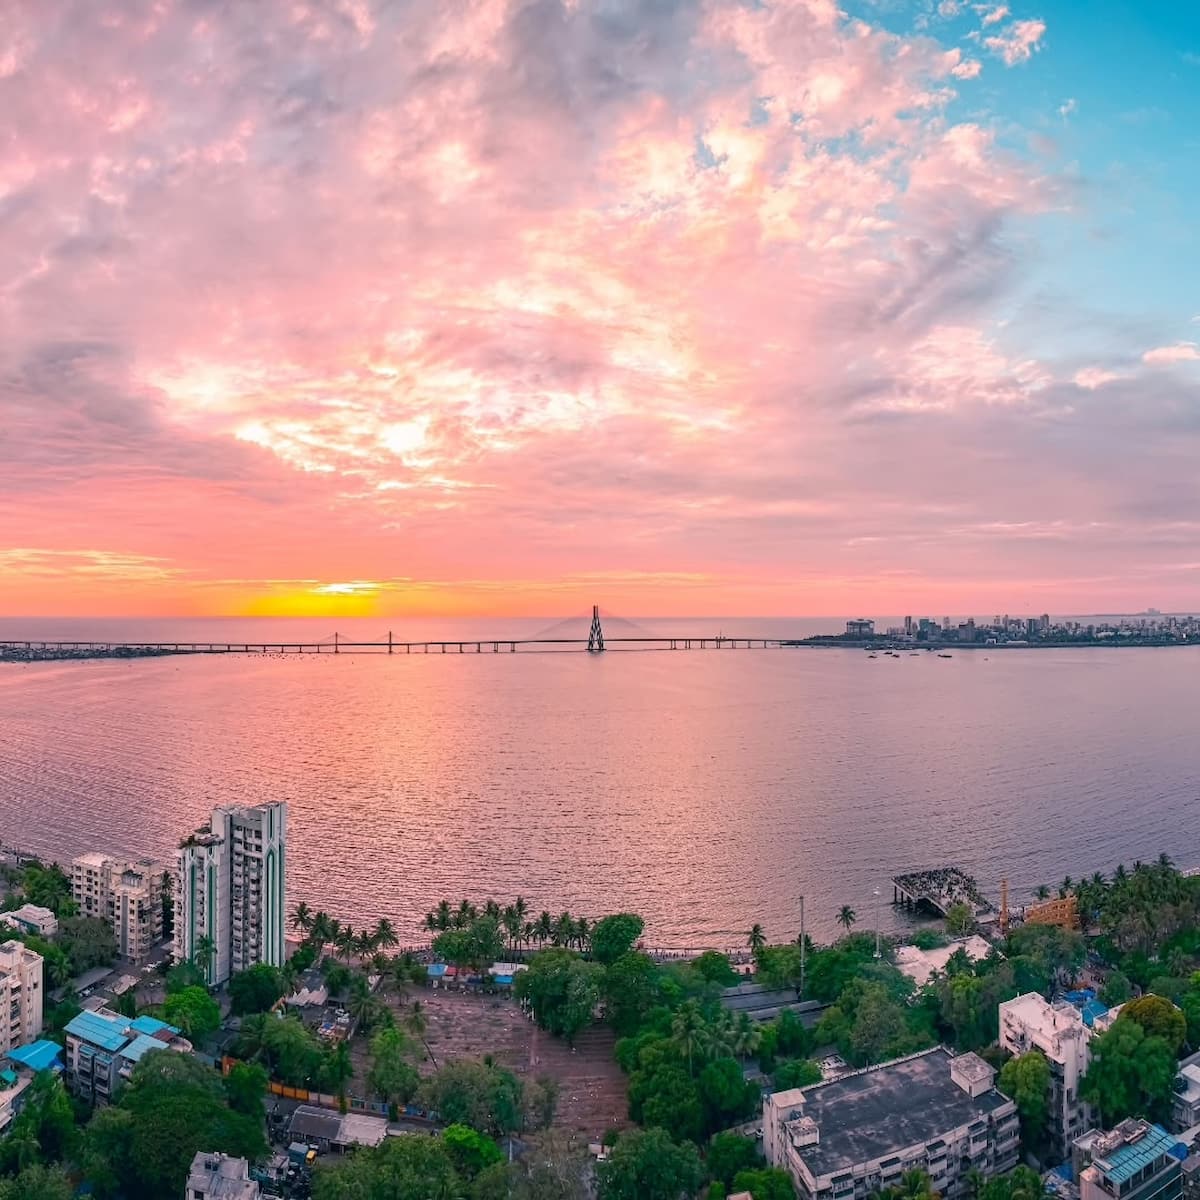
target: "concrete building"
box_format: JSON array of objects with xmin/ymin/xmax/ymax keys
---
[
  {"xmin": 763, "ymin": 1047, "xmax": 1019, "ymax": 1200},
  {"xmin": 0, "ymin": 940, "xmax": 44, "ymax": 1054},
  {"xmin": 63, "ymin": 1008, "xmax": 191, "ymax": 1104},
  {"xmin": 0, "ymin": 903, "xmax": 58, "ymax": 938},
  {"xmin": 1172, "ymin": 1053, "xmax": 1200, "ymax": 1134},
  {"xmin": 176, "ymin": 802, "xmax": 287, "ymax": 987},
  {"xmin": 186, "ymin": 1150, "xmax": 261, "ymax": 1199},
  {"xmin": 71, "ymin": 853, "xmax": 169, "ymax": 962},
  {"xmin": 999, "ymin": 992, "xmax": 1097, "ymax": 1157},
  {"xmin": 845, "ymin": 619, "xmax": 875, "ymax": 638},
  {"xmin": 1078, "ymin": 1121, "xmax": 1182, "ymax": 1200}
]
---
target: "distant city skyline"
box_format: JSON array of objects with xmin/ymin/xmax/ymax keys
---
[{"xmin": 2, "ymin": 2, "xmax": 1198, "ymax": 618}]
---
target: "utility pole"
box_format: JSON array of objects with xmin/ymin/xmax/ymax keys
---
[
  {"xmin": 874, "ymin": 888, "xmax": 882, "ymax": 958},
  {"xmin": 798, "ymin": 895, "xmax": 806, "ymax": 999}
]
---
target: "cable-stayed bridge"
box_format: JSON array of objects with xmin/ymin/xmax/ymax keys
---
[{"xmin": 0, "ymin": 607, "xmax": 800, "ymax": 659}]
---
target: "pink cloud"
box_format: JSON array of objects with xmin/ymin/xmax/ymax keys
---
[
  {"xmin": 0, "ymin": 0, "xmax": 1194, "ymax": 617},
  {"xmin": 980, "ymin": 5, "xmax": 1010, "ymax": 26},
  {"xmin": 984, "ymin": 18, "xmax": 1046, "ymax": 65},
  {"xmin": 1143, "ymin": 343, "xmax": 1200, "ymax": 365}
]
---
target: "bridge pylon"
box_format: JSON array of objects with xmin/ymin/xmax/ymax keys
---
[{"xmin": 587, "ymin": 605, "xmax": 605, "ymax": 653}]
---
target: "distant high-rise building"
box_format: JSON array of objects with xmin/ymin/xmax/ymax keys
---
[
  {"xmin": 175, "ymin": 802, "xmax": 287, "ymax": 987},
  {"xmin": 904, "ymin": 616, "xmax": 914, "ymax": 636},
  {"xmin": 0, "ymin": 940, "xmax": 44, "ymax": 1054}
]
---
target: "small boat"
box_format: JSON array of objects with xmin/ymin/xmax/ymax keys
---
[
  {"xmin": 937, "ymin": 653, "xmax": 953, "ymax": 659},
  {"xmin": 867, "ymin": 654, "xmax": 877, "ymax": 659}
]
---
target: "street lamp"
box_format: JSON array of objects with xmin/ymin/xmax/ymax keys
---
[{"xmin": 873, "ymin": 888, "xmax": 881, "ymax": 958}]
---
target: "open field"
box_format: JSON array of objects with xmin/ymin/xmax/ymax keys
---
[{"xmin": 345, "ymin": 986, "xmax": 630, "ymax": 1138}]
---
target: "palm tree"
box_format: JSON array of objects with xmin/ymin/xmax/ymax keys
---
[
  {"xmin": 535, "ymin": 911, "xmax": 553, "ymax": 948},
  {"xmin": 355, "ymin": 929, "xmax": 377, "ymax": 959},
  {"xmin": 514, "ymin": 895, "xmax": 528, "ymax": 928},
  {"xmin": 192, "ymin": 934, "xmax": 217, "ymax": 984},
  {"xmin": 1168, "ymin": 947, "xmax": 1191, "ymax": 978},
  {"xmin": 237, "ymin": 1012, "xmax": 270, "ymax": 1061},
  {"xmin": 672, "ymin": 1001, "xmax": 708, "ymax": 1076},
  {"xmin": 552, "ymin": 912, "xmax": 575, "ymax": 948},
  {"xmin": 575, "ymin": 916, "xmax": 592, "ymax": 953},
  {"xmin": 387, "ymin": 958, "xmax": 412, "ymax": 1005},
  {"xmin": 291, "ymin": 901, "xmax": 314, "ymax": 935},
  {"xmin": 435, "ymin": 900, "xmax": 452, "ymax": 930},
  {"xmin": 373, "ymin": 918, "xmax": 399, "ymax": 951},
  {"xmin": 335, "ymin": 926, "xmax": 358, "ymax": 964},
  {"xmin": 731, "ymin": 1012, "xmax": 761, "ymax": 1059},
  {"xmin": 837, "ymin": 906, "xmax": 857, "ymax": 933},
  {"xmin": 502, "ymin": 906, "xmax": 521, "ymax": 954},
  {"xmin": 346, "ymin": 974, "xmax": 377, "ymax": 1030},
  {"xmin": 310, "ymin": 911, "xmax": 335, "ymax": 954},
  {"xmin": 522, "ymin": 922, "xmax": 536, "ymax": 954},
  {"xmin": 1058, "ymin": 876, "xmax": 1074, "ymax": 900},
  {"xmin": 406, "ymin": 999, "xmax": 438, "ymax": 1068},
  {"xmin": 1159, "ymin": 852, "xmax": 1175, "ymax": 871},
  {"xmin": 748, "ymin": 924, "xmax": 767, "ymax": 957},
  {"xmin": 1034, "ymin": 884, "xmax": 1051, "ymax": 901},
  {"xmin": 453, "ymin": 900, "xmax": 476, "ymax": 929},
  {"xmin": 484, "ymin": 899, "xmax": 501, "ymax": 920}
]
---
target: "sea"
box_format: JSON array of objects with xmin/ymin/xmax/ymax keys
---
[{"xmin": 2, "ymin": 615, "xmax": 1198, "ymax": 947}]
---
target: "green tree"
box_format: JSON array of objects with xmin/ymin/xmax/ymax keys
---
[
  {"xmin": 320, "ymin": 1040, "xmax": 354, "ymax": 1107},
  {"xmin": 248, "ymin": 1015, "xmax": 325, "ymax": 1087},
  {"xmin": 748, "ymin": 925, "xmax": 767, "ymax": 959},
  {"xmin": 369, "ymin": 1027, "xmax": 421, "ymax": 1110},
  {"xmin": 0, "ymin": 1073, "xmax": 76, "ymax": 1172},
  {"xmin": 1122, "ymin": 994, "xmax": 1187, "ymax": 1054},
  {"xmin": 773, "ymin": 1059, "xmax": 822, "ymax": 1089},
  {"xmin": 443, "ymin": 1123, "xmax": 504, "ymax": 1179},
  {"xmin": 165, "ymin": 958, "xmax": 205, "ymax": 994},
  {"xmin": 837, "ymin": 906, "xmax": 857, "ymax": 934},
  {"xmin": 312, "ymin": 1133, "xmax": 464, "ymax": 1200},
  {"xmin": 1100, "ymin": 971, "xmax": 1134, "ymax": 1007},
  {"xmin": 699, "ymin": 1056, "xmax": 759, "ymax": 1132},
  {"xmin": 163, "ymin": 985, "xmax": 221, "ymax": 1040},
  {"xmin": 944, "ymin": 903, "xmax": 975, "ymax": 937},
  {"xmin": 603, "ymin": 952, "xmax": 664, "ymax": 1037},
  {"xmin": 998, "ymin": 1051, "xmax": 1051, "ymax": 1151},
  {"xmin": 515, "ymin": 949, "xmax": 603, "ymax": 1045},
  {"xmin": 56, "ymin": 915, "xmax": 118, "ymax": 973},
  {"xmin": 89, "ymin": 1050, "xmax": 266, "ymax": 1199},
  {"xmin": 597, "ymin": 1128, "xmax": 703, "ymax": 1200},
  {"xmin": 419, "ymin": 1060, "xmax": 525, "ymax": 1136},
  {"xmin": 223, "ymin": 1061, "xmax": 269, "ymax": 1118},
  {"xmin": 591, "ymin": 914, "xmax": 646, "ymax": 965},
  {"xmin": 979, "ymin": 1166, "xmax": 1046, "ymax": 1200},
  {"xmin": 525, "ymin": 1075, "xmax": 560, "ymax": 1131},
  {"xmin": 878, "ymin": 1168, "xmax": 938, "ymax": 1200},
  {"xmin": 731, "ymin": 1167, "xmax": 796, "ymax": 1200},
  {"xmin": 1082, "ymin": 1015, "xmax": 1177, "ymax": 1125},
  {"xmin": 693, "ymin": 951, "xmax": 740, "ymax": 987},
  {"xmin": 229, "ymin": 964, "xmax": 286, "ymax": 1015},
  {"xmin": 707, "ymin": 1132, "xmax": 762, "ymax": 1189},
  {"xmin": 0, "ymin": 1165, "xmax": 72, "ymax": 1200}
]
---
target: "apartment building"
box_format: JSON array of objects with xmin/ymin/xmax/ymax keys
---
[
  {"xmin": 764, "ymin": 1047, "xmax": 1020, "ymax": 1200},
  {"xmin": 70, "ymin": 853, "xmax": 169, "ymax": 962},
  {"xmin": 998, "ymin": 992, "xmax": 1119, "ymax": 1157},
  {"xmin": 176, "ymin": 802, "xmax": 287, "ymax": 987},
  {"xmin": 63, "ymin": 1008, "xmax": 191, "ymax": 1104},
  {"xmin": 0, "ymin": 940, "xmax": 43, "ymax": 1054},
  {"xmin": 187, "ymin": 1151, "xmax": 261, "ymax": 1199}
]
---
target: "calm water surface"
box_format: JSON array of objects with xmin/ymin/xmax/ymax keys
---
[{"xmin": 1, "ymin": 618, "xmax": 1198, "ymax": 945}]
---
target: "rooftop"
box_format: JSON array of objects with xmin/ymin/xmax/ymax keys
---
[
  {"xmin": 6, "ymin": 1041, "xmax": 64, "ymax": 1073},
  {"xmin": 895, "ymin": 936, "xmax": 994, "ymax": 988},
  {"xmin": 129, "ymin": 1014, "xmax": 179, "ymax": 1038},
  {"xmin": 119, "ymin": 1033, "xmax": 170, "ymax": 1065},
  {"xmin": 65, "ymin": 1009, "xmax": 130, "ymax": 1053},
  {"xmin": 1091, "ymin": 1122, "xmax": 1180, "ymax": 1186},
  {"xmin": 187, "ymin": 1151, "xmax": 260, "ymax": 1199},
  {"xmin": 773, "ymin": 1047, "xmax": 1012, "ymax": 1177}
]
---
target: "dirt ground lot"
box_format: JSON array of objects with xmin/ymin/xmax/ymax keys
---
[{"xmin": 347, "ymin": 987, "xmax": 630, "ymax": 1138}]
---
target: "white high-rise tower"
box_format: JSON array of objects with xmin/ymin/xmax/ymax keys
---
[{"xmin": 175, "ymin": 802, "xmax": 287, "ymax": 986}]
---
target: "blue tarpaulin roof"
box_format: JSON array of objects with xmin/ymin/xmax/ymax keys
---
[
  {"xmin": 65, "ymin": 1010, "xmax": 129, "ymax": 1053},
  {"xmin": 6, "ymin": 1040, "xmax": 64, "ymax": 1073},
  {"xmin": 129, "ymin": 1015, "xmax": 179, "ymax": 1037},
  {"xmin": 1080, "ymin": 999, "xmax": 1108, "ymax": 1027},
  {"xmin": 427, "ymin": 963, "xmax": 448, "ymax": 977}
]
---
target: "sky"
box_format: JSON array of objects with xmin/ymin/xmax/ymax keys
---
[{"xmin": 2, "ymin": 0, "xmax": 1199, "ymax": 619}]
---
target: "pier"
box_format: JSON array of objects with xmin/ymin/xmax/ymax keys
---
[{"xmin": 891, "ymin": 867, "xmax": 994, "ymax": 919}]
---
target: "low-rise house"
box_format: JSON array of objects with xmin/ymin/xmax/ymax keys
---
[
  {"xmin": 288, "ymin": 1104, "xmax": 389, "ymax": 1153},
  {"xmin": 1172, "ymin": 1054, "xmax": 1200, "ymax": 1134},
  {"xmin": 763, "ymin": 1047, "xmax": 1019, "ymax": 1200},
  {"xmin": 0, "ymin": 1065, "xmax": 33, "ymax": 1135},
  {"xmin": 186, "ymin": 1150, "xmax": 261, "ymax": 1199},
  {"xmin": 1077, "ymin": 1120, "xmax": 1183, "ymax": 1200},
  {"xmin": 0, "ymin": 903, "xmax": 59, "ymax": 939},
  {"xmin": 64, "ymin": 1008, "xmax": 192, "ymax": 1104}
]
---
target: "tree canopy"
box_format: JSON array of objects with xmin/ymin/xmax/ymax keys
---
[
  {"xmin": 418, "ymin": 1059, "xmax": 525, "ymax": 1136},
  {"xmin": 516, "ymin": 949, "xmax": 603, "ymax": 1045},
  {"xmin": 312, "ymin": 1133, "xmax": 463, "ymax": 1200},
  {"xmin": 596, "ymin": 1128, "xmax": 703, "ymax": 1200},
  {"xmin": 229, "ymin": 964, "xmax": 287, "ymax": 1015},
  {"xmin": 1081, "ymin": 1014, "xmax": 1177, "ymax": 1126},
  {"xmin": 998, "ymin": 1050, "xmax": 1051, "ymax": 1152},
  {"xmin": 591, "ymin": 914, "xmax": 646, "ymax": 965}
]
